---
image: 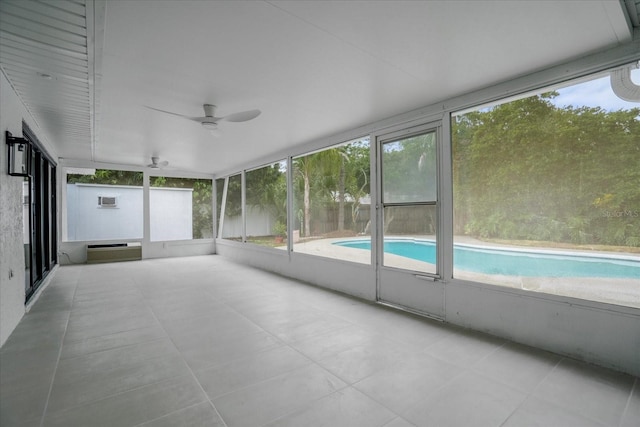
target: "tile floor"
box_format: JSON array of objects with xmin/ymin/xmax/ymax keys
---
[{"xmin": 0, "ymin": 255, "xmax": 638, "ymax": 427}]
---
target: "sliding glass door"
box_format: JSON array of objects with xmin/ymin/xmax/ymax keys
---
[{"xmin": 23, "ymin": 123, "xmax": 57, "ymax": 302}]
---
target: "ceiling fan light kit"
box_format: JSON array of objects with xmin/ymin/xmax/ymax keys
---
[{"xmin": 201, "ymin": 121, "xmax": 218, "ymax": 131}]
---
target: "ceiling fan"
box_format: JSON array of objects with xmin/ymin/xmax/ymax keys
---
[
  {"xmin": 147, "ymin": 156, "xmax": 168, "ymax": 169},
  {"xmin": 146, "ymin": 104, "xmax": 261, "ymax": 134}
]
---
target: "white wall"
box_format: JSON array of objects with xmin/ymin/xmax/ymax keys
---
[
  {"xmin": 222, "ymin": 205, "xmax": 274, "ymax": 239},
  {"xmin": 0, "ymin": 71, "xmax": 57, "ymax": 347},
  {"xmin": 150, "ymin": 187, "xmax": 193, "ymax": 241},
  {"xmin": 67, "ymin": 184, "xmax": 143, "ymax": 241},
  {"xmin": 66, "ymin": 184, "xmax": 193, "ymax": 242},
  {"xmin": 445, "ymin": 281, "xmax": 640, "ymax": 377},
  {"xmin": 0, "ymin": 73, "xmax": 25, "ymax": 346}
]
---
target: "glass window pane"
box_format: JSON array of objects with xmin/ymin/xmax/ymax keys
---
[
  {"xmin": 293, "ymin": 137, "xmax": 371, "ymax": 264},
  {"xmin": 221, "ymin": 174, "xmax": 242, "ymax": 241},
  {"xmin": 149, "ymin": 177, "xmax": 212, "ymax": 241},
  {"xmin": 382, "ymin": 205, "xmax": 437, "ymax": 274},
  {"xmin": 66, "ymin": 169, "xmax": 143, "ymax": 241},
  {"xmin": 215, "ymin": 178, "xmax": 224, "ymax": 238},
  {"xmin": 452, "ymin": 67, "xmax": 640, "ymax": 308},
  {"xmin": 245, "ymin": 161, "xmax": 288, "ymax": 247},
  {"xmin": 382, "ymin": 132, "xmax": 437, "ymax": 203}
]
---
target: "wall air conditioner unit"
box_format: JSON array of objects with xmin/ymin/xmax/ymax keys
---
[
  {"xmin": 98, "ymin": 195, "xmax": 117, "ymax": 208},
  {"xmin": 86, "ymin": 243, "xmax": 142, "ymax": 264}
]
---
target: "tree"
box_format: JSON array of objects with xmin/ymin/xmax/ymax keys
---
[
  {"xmin": 67, "ymin": 169, "xmax": 142, "ymax": 186},
  {"xmin": 293, "ymin": 149, "xmax": 342, "ymax": 236},
  {"xmin": 452, "ymin": 92, "xmax": 640, "ymax": 247},
  {"xmin": 343, "ymin": 141, "xmax": 371, "ymax": 231},
  {"xmin": 245, "ymin": 162, "xmax": 287, "ymax": 232}
]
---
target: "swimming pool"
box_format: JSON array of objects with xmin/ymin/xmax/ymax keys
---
[{"xmin": 333, "ymin": 239, "xmax": 640, "ymax": 278}]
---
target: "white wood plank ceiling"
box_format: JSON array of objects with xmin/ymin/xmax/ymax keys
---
[
  {"xmin": 0, "ymin": 0, "xmax": 97, "ymax": 159},
  {"xmin": 1, "ymin": 1, "xmax": 637, "ymax": 175}
]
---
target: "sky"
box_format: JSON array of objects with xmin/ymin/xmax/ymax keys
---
[{"xmin": 551, "ymin": 68, "xmax": 640, "ymax": 112}]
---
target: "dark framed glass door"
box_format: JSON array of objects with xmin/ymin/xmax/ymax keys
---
[{"xmin": 23, "ymin": 123, "xmax": 57, "ymax": 302}]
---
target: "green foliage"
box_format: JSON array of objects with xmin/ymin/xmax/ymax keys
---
[
  {"xmin": 293, "ymin": 139, "xmax": 370, "ymax": 236},
  {"xmin": 246, "ymin": 162, "xmax": 287, "ymax": 224},
  {"xmin": 67, "ymin": 169, "xmax": 143, "ymax": 186},
  {"xmin": 215, "ymin": 179, "xmax": 224, "ymax": 233},
  {"xmin": 224, "ymin": 174, "xmax": 243, "ymax": 218},
  {"xmin": 382, "ymin": 132, "xmax": 436, "ymax": 202},
  {"xmin": 272, "ymin": 220, "xmax": 287, "ymax": 237},
  {"xmin": 453, "ymin": 93, "xmax": 640, "ymax": 247}
]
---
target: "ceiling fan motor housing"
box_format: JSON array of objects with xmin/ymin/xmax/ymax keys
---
[{"xmin": 203, "ymin": 104, "xmax": 217, "ymax": 117}]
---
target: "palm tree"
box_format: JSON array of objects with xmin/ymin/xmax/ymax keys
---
[{"xmin": 294, "ymin": 149, "xmax": 343, "ymax": 237}]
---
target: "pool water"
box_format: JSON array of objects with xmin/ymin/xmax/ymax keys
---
[{"xmin": 334, "ymin": 239, "xmax": 640, "ymax": 278}]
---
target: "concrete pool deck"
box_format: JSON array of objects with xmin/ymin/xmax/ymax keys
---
[{"xmin": 288, "ymin": 235, "xmax": 640, "ymax": 309}]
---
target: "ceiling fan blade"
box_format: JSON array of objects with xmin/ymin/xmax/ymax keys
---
[
  {"xmin": 145, "ymin": 106, "xmax": 200, "ymax": 121},
  {"xmin": 222, "ymin": 109, "xmax": 261, "ymax": 123}
]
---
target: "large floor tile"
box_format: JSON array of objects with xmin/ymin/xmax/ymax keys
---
[
  {"xmin": 0, "ymin": 385, "xmax": 49, "ymax": 426},
  {"xmin": 264, "ymin": 387, "xmax": 396, "ymax": 427},
  {"xmin": 66, "ymin": 306, "xmax": 156, "ymax": 332},
  {"xmin": 502, "ymin": 395, "xmax": 606, "ymax": 427},
  {"xmin": 472, "ymin": 341, "xmax": 561, "ymax": 393},
  {"xmin": 261, "ymin": 313, "xmax": 354, "ymax": 343},
  {"xmin": 25, "ymin": 294, "xmax": 74, "ymax": 313},
  {"xmin": 354, "ymin": 353, "xmax": 461, "ymax": 414},
  {"xmin": 54, "ymin": 338, "xmax": 180, "ymax": 385},
  {"xmin": 0, "ymin": 346, "xmax": 60, "ymax": 394},
  {"xmin": 147, "ymin": 293, "xmax": 226, "ymax": 321},
  {"xmin": 179, "ymin": 330, "xmax": 284, "ymax": 371},
  {"xmin": 44, "ymin": 374, "xmax": 207, "ymax": 427},
  {"xmin": 73, "ymin": 282, "xmax": 141, "ymax": 299},
  {"xmin": 195, "ymin": 345, "xmax": 312, "ymax": 399},
  {"xmin": 423, "ymin": 327, "xmax": 505, "ymax": 367},
  {"xmin": 63, "ymin": 313, "xmax": 160, "ymax": 342},
  {"xmin": 159, "ymin": 309, "xmax": 259, "ymax": 341},
  {"xmin": 290, "ymin": 324, "xmax": 384, "ymax": 361},
  {"xmin": 0, "ymin": 325, "xmax": 66, "ymax": 355},
  {"xmin": 360, "ymin": 311, "xmax": 452, "ymax": 350},
  {"xmin": 2, "ymin": 311, "xmax": 69, "ymax": 349},
  {"xmin": 402, "ymin": 371, "xmax": 527, "ymax": 427},
  {"xmin": 136, "ymin": 402, "xmax": 226, "ymax": 427},
  {"xmin": 532, "ymin": 358, "xmax": 635, "ymax": 426},
  {"xmin": 60, "ymin": 325, "xmax": 168, "ymax": 359},
  {"xmin": 620, "ymin": 378, "xmax": 640, "ymax": 427},
  {"xmin": 213, "ymin": 363, "xmax": 346, "ymax": 427},
  {"xmin": 382, "ymin": 418, "xmax": 416, "ymax": 427},
  {"xmin": 47, "ymin": 354, "xmax": 191, "ymax": 412},
  {"xmin": 317, "ymin": 339, "xmax": 414, "ymax": 384}
]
